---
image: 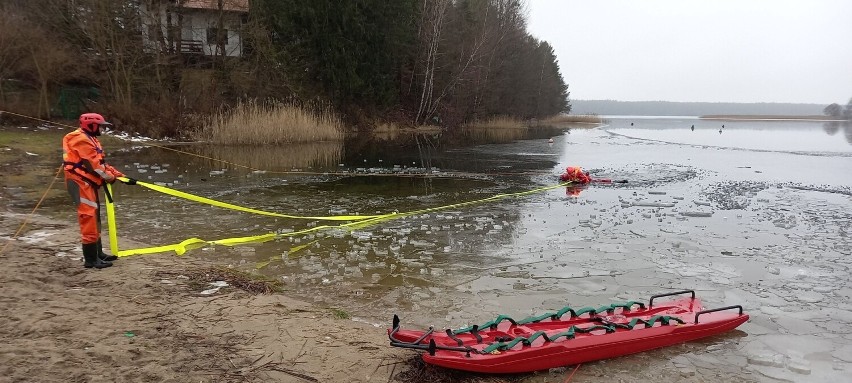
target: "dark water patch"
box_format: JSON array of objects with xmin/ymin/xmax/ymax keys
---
[
  {"xmin": 308, "ymin": 176, "xmax": 497, "ymax": 197},
  {"xmin": 345, "ymin": 128, "xmax": 565, "ymax": 175}
]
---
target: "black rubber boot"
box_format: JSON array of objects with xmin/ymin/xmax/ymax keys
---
[
  {"xmin": 97, "ymin": 239, "xmax": 118, "ymax": 261},
  {"xmin": 83, "ymin": 243, "xmax": 112, "ymax": 269}
]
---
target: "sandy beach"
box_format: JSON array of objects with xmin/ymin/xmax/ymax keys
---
[{"xmin": 0, "ymin": 212, "xmax": 408, "ymax": 383}]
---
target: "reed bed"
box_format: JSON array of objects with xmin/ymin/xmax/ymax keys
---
[
  {"xmin": 373, "ymin": 122, "xmax": 404, "ymax": 133},
  {"xmin": 462, "ymin": 127, "xmax": 528, "ymax": 143},
  {"xmin": 199, "ymin": 100, "xmax": 344, "ymax": 144},
  {"xmin": 465, "ymin": 116, "xmax": 525, "ymax": 130},
  {"xmin": 542, "ymin": 114, "xmax": 603, "ymax": 124}
]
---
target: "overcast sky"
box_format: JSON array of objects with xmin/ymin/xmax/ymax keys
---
[{"xmin": 526, "ymin": 0, "xmax": 852, "ymax": 104}]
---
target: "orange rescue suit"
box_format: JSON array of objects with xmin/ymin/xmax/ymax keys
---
[
  {"xmin": 62, "ymin": 129, "xmax": 124, "ymax": 244},
  {"xmin": 559, "ymin": 166, "xmax": 591, "ymax": 184},
  {"xmin": 560, "ymin": 166, "xmax": 591, "ymax": 197}
]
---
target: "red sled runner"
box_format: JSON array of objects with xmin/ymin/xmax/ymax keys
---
[{"xmin": 388, "ymin": 290, "xmax": 748, "ymax": 374}]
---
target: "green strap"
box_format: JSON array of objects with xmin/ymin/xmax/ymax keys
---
[
  {"xmin": 627, "ymin": 315, "xmax": 686, "ymax": 329},
  {"xmin": 455, "ymin": 300, "xmax": 648, "ymax": 334},
  {"xmin": 482, "ymin": 325, "xmax": 616, "ymax": 353},
  {"xmin": 609, "ymin": 300, "xmax": 646, "ymax": 311},
  {"xmin": 573, "ymin": 307, "xmax": 598, "ymax": 317},
  {"xmin": 481, "ymin": 315, "xmax": 686, "ymax": 353},
  {"xmin": 454, "ymin": 315, "xmax": 518, "ymax": 334},
  {"xmin": 518, "ymin": 312, "xmax": 558, "ymax": 325},
  {"xmin": 553, "ymin": 306, "xmax": 579, "ymax": 320}
]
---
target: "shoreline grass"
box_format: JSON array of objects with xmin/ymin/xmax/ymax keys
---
[
  {"xmin": 540, "ymin": 114, "xmax": 603, "ymax": 124},
  {"xmin": 198, "ymin": 100, "xmax": 344, "ymax": 145},
  {"xmin": 465, "ymin": 116, "xmax": 525, "ymax": 130}
]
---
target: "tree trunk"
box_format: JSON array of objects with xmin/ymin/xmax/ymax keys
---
[{"xmin": 415, "ymin": 0, "xmax": 449, "ymax": 126}]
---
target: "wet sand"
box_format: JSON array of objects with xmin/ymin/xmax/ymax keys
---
[{"xmin": 0, "ymin": 213, "xmax": 405, "ymax": 383}]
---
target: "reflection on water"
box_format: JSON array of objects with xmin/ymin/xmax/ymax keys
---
[
  {"xmin": 191, "ymin": 142, "xmax": 344, "ymax": 171},
  {"xmin": 314, "ymin": 175, "xmax": 495, "ymax": 197},
  {"xmin": 456, "ymin": 126, "xmax": 564, "ymax": 144},
  {"xmin": 822, "ymin": 121, "xmax": 852, "ymax": 144},
  {"xmin": 342, "ymin": 125, "xmax": 569, "ymax": 174},
  {"xmin": 607, "ymin": 118, "xmax": 852, "ymax": 152}
]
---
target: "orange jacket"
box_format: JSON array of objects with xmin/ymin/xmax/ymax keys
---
[
  {"xmin": 559, "ymin": 166, "xmax": 591, "ymax": 184},
  {"xmin": 62, "ymin": 129, "xmax": 124, "ymax": 186}
]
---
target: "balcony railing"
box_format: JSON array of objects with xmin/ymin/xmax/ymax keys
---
[{"xmin": 179, "ymin": 39, "xmax": 204, "ymax": 54}]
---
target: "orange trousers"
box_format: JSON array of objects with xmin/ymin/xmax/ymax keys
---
[{"xmin": 65, "ymin": 177, "xmax": 101, "ymax": 244}]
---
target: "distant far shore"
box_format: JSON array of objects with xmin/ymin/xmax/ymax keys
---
[{"xmin": 700, "ymin": 114, "xmax": 844, "ymax": 121}]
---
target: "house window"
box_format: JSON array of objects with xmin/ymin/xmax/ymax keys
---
[{"xmin": 206, "ymin": 27, "xmax": 228, "ymax": 45}]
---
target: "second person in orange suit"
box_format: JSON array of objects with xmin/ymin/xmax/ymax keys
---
[{"xmin": 560, "ymin": 166, "xmax": 591, "ymax": 197}]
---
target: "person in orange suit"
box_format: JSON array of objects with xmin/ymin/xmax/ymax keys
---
[
  {"xmin": 560, "ymin": 166, "xmax": 591, "ymax": 197},
  {"xmin": 62, "ymin": 113, "xmax": 136, "ymax": 269}
]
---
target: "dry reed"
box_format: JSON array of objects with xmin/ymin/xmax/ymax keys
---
[
  {"xmin": 541, "ymin": 114, "xmax": 603, "ymax": 124},
  {"xmin": 465, "ymin": 116, "xmax": 525, "ymax": 130},
  {"xmin": 462, "ymin": 127, "xmax": 528, "ymax": 143},
  {"xmin": 373, "ymin": 122, "xmax": 404, "ymax": 133},
  {"xmin": 199, "ymin": 100, "xmax": 344, "ymax": 144}
]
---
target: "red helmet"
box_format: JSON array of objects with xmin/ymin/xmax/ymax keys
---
[{"xmin": 79, "ymin": 113, "xmax": 112, "ymax": 134}]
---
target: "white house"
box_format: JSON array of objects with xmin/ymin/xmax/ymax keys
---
[{"xmin": 140, "ymin": 0, "xmax": 249, "ymax": 57}]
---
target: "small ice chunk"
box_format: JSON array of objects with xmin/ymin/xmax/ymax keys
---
[
  {"xmin": 787, "ymin": 360, "xmax": 811, "ymax": 375},
  {"xmin": 680, "ymin": 211, "xmax": 713, "ymax": 217},
  {"xmin": 747, "ymin": 351, "xmax": 785, "ymax": 367}
]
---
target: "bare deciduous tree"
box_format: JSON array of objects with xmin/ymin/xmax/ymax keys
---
[
  {"xmin": 0, "ymin": 8, "xmax": 27, "ymax": 104},
  {"xmin": 414, "ymin": 0, "xmax": 450, "ymax": 125}
]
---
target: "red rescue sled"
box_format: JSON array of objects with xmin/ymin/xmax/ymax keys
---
[{"xmin": 388, "ymin": 290, "xmax": 748, "ymax": 374}]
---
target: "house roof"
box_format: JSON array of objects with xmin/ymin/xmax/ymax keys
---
[{"xmin": 182, "ymin": 0, "xmax": 249, "ymax": 12}]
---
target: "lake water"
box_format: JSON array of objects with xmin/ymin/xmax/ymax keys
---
[
  {"xmin": 19, "ymin": 117, "xmax": 852, "ymax": 382},
  {"xmin": 605, "ymin": 116, "xmax": 852, "ymax": 154}
]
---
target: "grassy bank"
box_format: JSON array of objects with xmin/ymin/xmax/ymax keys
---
[{"xmin": 197, "ymin": 101, "xmax": 344, "ymax": 145}]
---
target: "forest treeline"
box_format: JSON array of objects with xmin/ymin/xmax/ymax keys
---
[{"xmin": 0, "ymin": 0, "xmax": 569, "ymax": 138}]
